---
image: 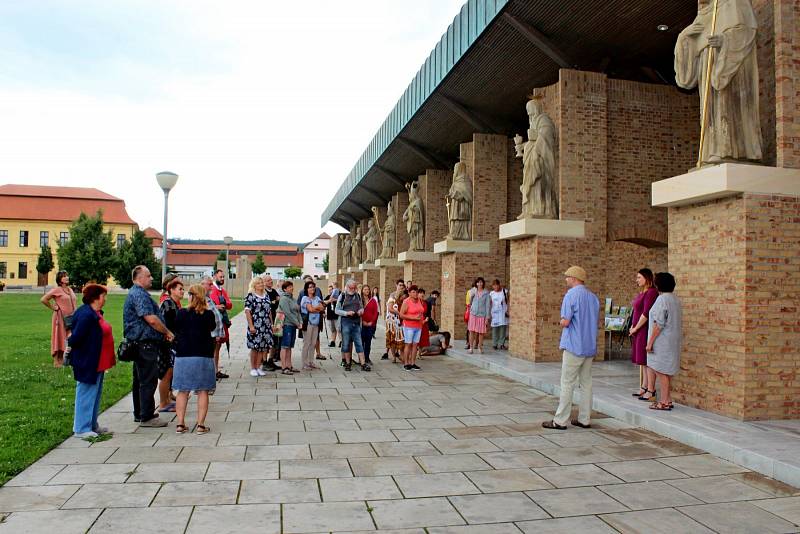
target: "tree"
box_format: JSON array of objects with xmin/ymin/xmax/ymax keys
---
[
  {"xmin": 284, "ymin": 266, "xmax": 302, "ymax": 279},
  {"xmin": 217, "ymin": 250, "xmax": 226, "ymax": 262},
  {"xmin": 57, "ymin": 212, "xmax": 116, "ymax": 287},
  {"xmin": 322, "ymin": 253, "xmax": 329, "ymax": 273},
  {"xmin": 36, "ymin": 246, "xmax": 55, "ymax": 279},
  {"xmin": 112, "ymin": 229, "xmax": 162, "ymax": 289},
  {"xmin": 251, "ymin": 253, "xmax": 266, "ymax": 275}
]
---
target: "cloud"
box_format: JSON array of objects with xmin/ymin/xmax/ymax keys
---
[{"xmin": 0, "ymin": 0, "xmax": 466, "ymax": 242}]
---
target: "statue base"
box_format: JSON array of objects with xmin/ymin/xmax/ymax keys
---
[
  {"xmin": 346, "ymin": 267, "xmax": 361, "ymax": 274},
  {"xmin": 359, "ymin": 262, "xmax": 379, "ymax": 271},
  {"xmin": 398, "ymin": 251, "xmax": 439, "ymax": 263},
  {"xmin": 499, "ymin": 219, "xmax": 585, "ymax": 240},
  {"xmin": 433, "ymin": 239, "xmax": 491, "ymax": 254},
  {"xmin": 374, "ymin": 258, "xmax": 402, "ymax": 268},
  {"xmin": 337, "ymin": 269, "xmax": 347, "ymax": 275},
  {"xmin": 652, "ymin": 163, "xmax": 800, "ymax": 207}
]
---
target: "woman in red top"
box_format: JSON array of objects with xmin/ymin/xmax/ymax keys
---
[
  {"xmin": 399, "ymin": 285, "xmax": 425, "ymax": 371},
  {"xmin": 360, "ymin": 285, "xmax": 379, "ymax": 365},
  {"xmin": 66, "ymin": 284, "xmax": 116, "ymax": 438}
]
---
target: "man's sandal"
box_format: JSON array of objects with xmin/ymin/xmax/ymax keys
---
[
  {"xmin": 196, "ymin": 424, "xmax": 211, "ymax": 434},
  {"xmin": 175, "ymin": 424, "xmax": 188, "ymax": 434},
  {"xmin": 649, "ymin": 402, "xmax": 672, "ymax": 411},
  {"xmin": 541, "ymin": 420, "xmax": 567, "ymax": 430}
]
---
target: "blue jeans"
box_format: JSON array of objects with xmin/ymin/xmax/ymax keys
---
[
  {"xmin": 340, "ymin": 320, "xmax": 363, "ymax": 354},
  {"xmin": 361, "ymin": 325, "xmax": 376, "ymax": 359},
  {"xmin": 74, "ymin": 372, "xmax": 104, "ymax": 434}
]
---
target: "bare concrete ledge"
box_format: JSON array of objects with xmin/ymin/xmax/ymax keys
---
[
  {"xmin": 433, "ymin": 239, "xmax": 491, "ymax": 254},
  {"xmin": 374, "ymin": 258, "xmax": 402, "ymax": 268},
  {"xmin": 444, "ymin": 346, "xmax": 800, "ymax": 489},
  {"xmin": 358, "ymin": 262, "xmax": 379, "ymax": 271},
  {"xmin": 337, "ymin": 269, "xmax": 347, "ymax": 275},
  {"xmin": 499, "ymin": 218, "xmax": 586, "ymax": 240},
  {"xmin": 397, "ymin": 251, "xmax": 439, "ymax": 263},
  {"xmin": 652, "ymin": 163, "xmax": 800, "ymax": 207},
  {"xmin": 346, "ymin": 267, "xmax": 361, "ymax": 274}
]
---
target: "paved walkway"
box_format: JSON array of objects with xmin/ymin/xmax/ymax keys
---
[{"xmin": 1, "ymin": 314, "xmax": 799, "ymax": 533}]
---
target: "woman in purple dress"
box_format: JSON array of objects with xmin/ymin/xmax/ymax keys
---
[{"xmin": 628, "ymin": 268, "xmax": 658, "ymax": 400}]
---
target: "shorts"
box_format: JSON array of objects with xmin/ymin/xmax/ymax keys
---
[
  {"xmin": 281, "ymin": 325, "xmax": 297, "ymax": 349},
  {"xmin": 327, "ymin": 318, "xmax": 339, "ymax": 333},
  {"xmin": 402, "ymin": 326, "xmax": 422, "ymax": 344}
]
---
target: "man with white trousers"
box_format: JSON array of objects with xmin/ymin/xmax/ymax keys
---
[{"xmin": 543, "ymin": 266, "xmax": 600, "ymax": 430}]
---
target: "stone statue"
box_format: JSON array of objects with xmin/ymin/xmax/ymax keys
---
[
  {"xmin": 380, "ymin": 201, "xmax": 396, "ymax": 259},
  {"xmin": 403, "ymin": 181, "xmax": 424, "ymax": 251},
  {"xmin": 446, "ymin": 161, "xmax": 473, "ymax": 240},
  {"xmin": 353, "ymin": 226, "xmax": 362, "ymax": 265},
  {"xmin": 675, "ymin": 0, "xmax": 762, "ymax": 164},
  {"xmin": 341, "ymin": 232, "xmax": 353, "ymax": 268},
  {"xmin": 364, "ymin": 219, "xmax": 379, "ymax": 262},
  {"xmin": 515, "ymin": 96, "xmax": 558, "ymax": 219}
]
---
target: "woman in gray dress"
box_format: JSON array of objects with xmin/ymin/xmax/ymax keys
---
[{"xmin": 646, "ymin": 272, "xmax": 682, "ymax": 411}]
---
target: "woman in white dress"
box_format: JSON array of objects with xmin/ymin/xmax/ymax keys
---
[
  {"xmin": 646, "ymin": 272, "xmax": 683, "ymax": 411},
  {"xmin": 489, "ymin": 279, "xmax": 509, "ymax": 350}
]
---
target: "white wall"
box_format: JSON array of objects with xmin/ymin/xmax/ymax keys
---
[{"xmin": 303, "ymin": 237, "xmax": 329, "ymax": 278}]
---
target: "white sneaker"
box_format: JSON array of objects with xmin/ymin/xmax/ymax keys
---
[
  {"xmin": 256, "ymin": 369, "xmax": 266, "ymax": 376},
  {"xmin": 249, "ymin": 369, "xmax": 259, "ymax": 377},
  {"xmin": 74, "ymin": 431, "xmax": 99, "ymax": 439}
]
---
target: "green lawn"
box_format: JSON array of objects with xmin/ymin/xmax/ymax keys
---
[{"xmin": 0, "ymin": 292, "xmax": 242, "ymax": 486}]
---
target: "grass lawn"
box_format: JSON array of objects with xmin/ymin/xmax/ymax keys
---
[{"xmin": 0, "ymin": 292, "xmax": 242, "ymax": 486}]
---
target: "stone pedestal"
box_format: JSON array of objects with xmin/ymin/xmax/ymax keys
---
[{"xmin": 654, "ymin": 164, "xmax": 800, "ymax": 421}]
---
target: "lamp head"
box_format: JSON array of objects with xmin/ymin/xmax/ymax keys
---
[
  {"xmin": 223, "ymin": 236, "xmax": 233, "ymax": 245},
  {"xmin": 156, "ymin": 171, "xmax": 179, "ymax": 192}
]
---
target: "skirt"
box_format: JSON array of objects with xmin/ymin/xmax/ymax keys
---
[
  {"xmin": 172, "ymin": 357, "xmax": 216, "ymax": 392},
  {"xmin": 467, "ymin": 314, "xmax": 488, "ymax": 334}
]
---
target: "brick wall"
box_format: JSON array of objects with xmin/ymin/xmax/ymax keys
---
[
  {"xmin": 379, "ymin": 266, "xmax": 404, "ymax": 305},
  {"xmin": 393, "ymin": 192, "xmax": 410, "ymax": 254},
  {"xmin": 774, "ymin": 0, "xmax": 800, "ymax": 168},
  {"xmin": 420, "ymin": 169, "xmax": 450, "ymax": 249},
  {"xmin": 329, "ymin": 234, "xmax": 341, "ymax": 275},
  {"xmin": 605, "ymin": 241, "xmax": 668, "ymax": 310}
]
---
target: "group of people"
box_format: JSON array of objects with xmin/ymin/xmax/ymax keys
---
[{"xmin": 464, "ymin": 277, "xmax": 510, "ymax": 353}]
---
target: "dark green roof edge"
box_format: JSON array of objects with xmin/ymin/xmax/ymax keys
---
[{"xmin": 321, "ymin": 0, "xmax": 510, "ymax": 226}]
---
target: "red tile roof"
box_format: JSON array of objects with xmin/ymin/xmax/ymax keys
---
[
  {"xmin": 167, "ymin": 251, "xmax": 303, "ymax": 267},
  {"xmin": 143, "ymin": 227, "xmax": 163, "ymax": 240},
  {"xmin": 0, "ymin": 184, "xmax": 137, "ymax": 225}
]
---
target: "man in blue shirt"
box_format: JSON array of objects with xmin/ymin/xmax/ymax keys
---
[{"xmin": 543, "ymin": 266, "xmax": 600, "ymax": 430}]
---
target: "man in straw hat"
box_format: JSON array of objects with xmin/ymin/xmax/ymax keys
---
[{"xmin": 543, "ymin": 266, "xmax": 600, "ymax": 430}]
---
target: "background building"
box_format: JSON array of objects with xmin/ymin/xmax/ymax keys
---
[
  {"xmin": 0, "ymin": 184, "xmax": 138, "ymax": 287},
  {"xmin": 302, "ymin": 232, "xmax": 330, "ymax": 278},
  {"xmin": 165, "ymin": 242, "xmax": 303, "ymax": 280}
]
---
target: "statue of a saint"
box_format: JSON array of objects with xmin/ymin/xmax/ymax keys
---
[
  {"xmin": 675, "ymin": 0, "xmax": 761, "ymax": 164},
  {"xmin": 364, "ymin": 219, "xmax": 379, "ymax": 262},
  {"xmin": 341, "ymin": 232, "xmax": 353, "ymax": 268},
  {"xmin": 403, "ymin": 181, "xmax": 424, "ymax": 251},
  {"xmin": 353, "ymin": 227, "xmax": 362, "ymax": 265},
  {"xmin": 446, "ymin": 162, "xmax": 473, "ymax": 240},
  {"xmin": 515, "ymin": 96, "xmax": 558, "ymax": 219},
  {"xmin": 380, "ymin": 201, "xmax": 396, "ymax": 259}
]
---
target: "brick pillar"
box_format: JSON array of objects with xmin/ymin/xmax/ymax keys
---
[
  {"xmin": 379, "ymin": 266, "xmax": 404, "ymax": 302},
  {"xmin": 439, "ymin": 133, "xmax": 510, "ymax": 341},
  {"xmin": 667, "ymin": 191, "xmax": 800, "ymax": 420},
  {"xmin": 393, "ymin": 192, "xmax": 410, "ymax": 256}
]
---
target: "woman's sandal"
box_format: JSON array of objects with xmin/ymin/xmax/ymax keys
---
[
  {"xmin": 633, "ymin": 388, "xmax": 647, "ymax": 397},
  {"xmin": 175, "ymin": 424, "xmax": 188, "ymax": 434},
  {"xmin": 282, "ymin": 368, "xmax": 293, "ymax": 375},
  {"xmin": 638, "ymin": 390, "xmax": 656, "ymax": 401},
  {"xmin": 196, "ymin": 424, "xmax": 211, "ymax": 434},
  {"xmin": 315, "ymin": 355, "xmax": 327, "ymax": 360},
  {"xmin": 649, "ymin": 402, "xmax": 672, "ymax": 411}
]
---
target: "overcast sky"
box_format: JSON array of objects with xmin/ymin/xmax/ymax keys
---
[{"xmin": 0, "ymin": 0, "xmax": 466, "ymax": 243}]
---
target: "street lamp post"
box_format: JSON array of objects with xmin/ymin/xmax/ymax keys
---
[
  {"xmin": 223, "ymin": 235, "xmax": 233, "ymax": 281},
  {"xmin": 156, "ymin": 171, "xmax": 179, "ymax": 285}
]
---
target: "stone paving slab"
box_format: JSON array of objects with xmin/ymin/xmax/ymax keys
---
[{"xmin": 2, "ymin": 312, "xmax": 799, "ymax": 533}]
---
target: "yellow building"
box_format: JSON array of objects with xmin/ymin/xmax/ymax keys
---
[{"xmin": 0, "ymin": 184, "xmax": 139, "ymax": 287}]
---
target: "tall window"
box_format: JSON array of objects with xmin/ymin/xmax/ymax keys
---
[
  {"xmin": 19, "ymin": 230, "xmax": 28, "ymax": 247},
  {"xmin": 39, "ymin": 231, "xmax": 49, "ymax": 248},
  {"xmin": 59, "ymin": 232, "xmax": 69, "ymax": 246},
  {"xmin": 116, "ymin": 234, "xmax": 126, "ymax": 248},
  {"xmin": 0, "ymin": 262, "xmax": 6, "ymax": 278},
  {"xmin": 18, "ymin": 262, "xmax": 27, "ymax": 279},
  {"xmin": 0, "ymin": 230, "xmax": 7, "ymax": 247}
]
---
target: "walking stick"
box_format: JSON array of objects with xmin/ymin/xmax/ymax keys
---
[{"xmin": 696, "ymin": 0, "xmax": 720, "ymax": 169}]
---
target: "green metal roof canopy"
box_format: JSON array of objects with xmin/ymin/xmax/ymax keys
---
[{"xmin": 321, "ymin": 0, "xmax": 509, "ymax": 227}]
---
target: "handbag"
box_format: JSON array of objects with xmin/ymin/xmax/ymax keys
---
[
  {"xmin": 464, "ymin": 305, "xmax": 470, "ymax": 323},
  {"xmin": 272, "ymin": 311, "xmax": 285, "ymax": 336},
  {"xmin": 117, "ymin": 339, "xmax": 139, "ymax": 362},
  {"xmin": 62, "ymin": 313, "xmax": 74, "ymax": 330}
]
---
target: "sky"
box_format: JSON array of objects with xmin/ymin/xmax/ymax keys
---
[{"xmin": 0, "ymin": 0, "xmax": 467, "ymax": 243}]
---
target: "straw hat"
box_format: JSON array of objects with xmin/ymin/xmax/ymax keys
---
[{"xmin": 564, "ymin": 266, "xmax": 587, "ymax": 282}]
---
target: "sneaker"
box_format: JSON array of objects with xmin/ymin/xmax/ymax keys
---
[
  {"xmin": 339, "ymin": 359, "xmax": 345, "ymax": 367},
  {"xmin": 93, "ymin": 426, "xmax": 109, "ymax": 434},
  {"xmin": 256, "ymin": 369, "xmax": 266, "ymax": 376},
  {"xmin": 74, "ymin": 431, "xmax": 99, "ymax": 439},
  {"xmin": 381, "ymin": 353, "xmax": 389, "ymax": 360},
  {"xmin": 411, "ymin": 364, "xmax": 421, "ymax": 371},
  {"xmin": 250, "ymin": 369, "xmax": 259, "ymax": 377},
  {"xmin": 328, "ymin": 341, "xmax": 335, "ymax": 347},
  {"xmin": 404, "ymin": 365, "xmax": 412, "ymax": 371},
  {"xmin": 361, "ymin": 364, "xmax": 371, "ymax": 372},
  {"xmin": 344, "ymin": 363, "xmax": 352, "ymax": 371},
  {"xmin": 263, "ymin": 361, "xmax": 278, "ymax": 371},
  {"xmin": 216, "ymin": 370, "xmax": 229, "ymax": 379},
  {"xmin": 139, "ymin": 417, "xmax": 168, "ymax": 428}
]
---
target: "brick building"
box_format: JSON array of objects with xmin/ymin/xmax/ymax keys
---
[{"xmin": 320, "ymin": 0, "xmax": 799, "ymax": 421}]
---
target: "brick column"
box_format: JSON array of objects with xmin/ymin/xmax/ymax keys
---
[{"xmin": 329, "ymin": 234, "xmax": 341, "ymax": 276}]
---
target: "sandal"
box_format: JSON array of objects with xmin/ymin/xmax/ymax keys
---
[
  {"xmin": 315, "ymin": 355, "xmax": 327, "ymax": 360},
  {"xmin": 649, "ymin": 402, "xmax": 672, "ymax": 411},
  {"xmin": 632, "ymin": 388, "xmax": 647, "ymax": 397},
  {"xmin": 541, "ymin": 420, "xmax": 567, "ymax": 430},
  {"xmin": 175, "ymin": 424, "xmax": 188, "ymax": 434},
  {"xmin": 638, "ymin": 390, "xmax": 656, "ymax": 401},
  {"xmin": 196, "ymin": 424, "xmax": 211, "ymax": 434},
  {"xmin": 159, "ymin": 402, "xmax": 176, "ymax": 412},
  {"xmin": 282, "ymin": 369, "xmax": 293, "ymax": 375}
]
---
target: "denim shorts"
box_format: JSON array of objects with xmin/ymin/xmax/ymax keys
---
[
  {"xmin": 340, "ymin": 320, "xmax": 363, "ymax": 354},
  {"xmin": 402, "ymin": 326, "xmax": 422, "ymax": 344},
  {"xmin": 281, "ymin": 325, "xmax": 297, "ymax": 348}
]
